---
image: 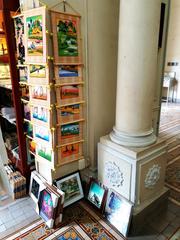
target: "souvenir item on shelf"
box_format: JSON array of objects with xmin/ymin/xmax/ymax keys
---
[
  {"xmin": 87, "ymin": 178, "xmax": 108, "ymax": 213},
  {"xmin": 104, "ymin": 190, "xmax": 133, "ymax": 237},
  {"xmin": 28, "ymin": 64, "xmax": 50, "ymax": 84},
  {"xmin": 57, "ymin": 141, "xmax": 83, "ymax": 166},
  {"xmin": 13, "ymin": 14, "xmax": 25, "ymax": 64},
  {"xmin": 54, "ymin": 65, "xmax": 83, "ymax": 84},
  {"xmin": 50, "ymin": 11, "xmax": 82, "ymax": 64},
  {"xmin": 24, "ymin": 6, "xmax": 47, "ymax": 63},
  {"xmin": 54, "ymin": 171, "xmax": 84, "ymax": 207}
]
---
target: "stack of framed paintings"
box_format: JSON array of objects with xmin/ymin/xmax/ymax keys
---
[
  {"xmin": 29, "ymin": 170, "xmax": 65, "ymax": 228},
  {"xmin": 50, "ymin": 10, "xmax": 85, "ymax": 166}
]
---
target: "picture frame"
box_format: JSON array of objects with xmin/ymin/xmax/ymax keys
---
[
  {"xmin": 29, "ymin": 85, "xmax": 51, "ymax": 107},
  {"xmin": 57, "ymin": 120, "xmax": 83, "ymax": 145},
  {"xmin": 50, "ymin": 10, "xmax": 82, "ymax": 64},
  {"xmin": 28, "ymin": 64, "xmax": 50, "ymax": 85},
  {"xmin": 57, "ymin": 141, "xmax": 83, "ymax": 166},
  {"xmin": 54, "ymin": 171, "xmax": 84, "ymax": 207},
  {"xmin": 87, "ymin": 178, "xmax": 108, "ymax": 213},
  {"xmin": 13, "ymin": 14, "xmax": 25, "ymax": 65},
  {"xmin": 55, "ymin": 83, "xmax": 83, "ymax": 106},
  {"xmin": 54, "ymin": 65, "xmax": 83, "ymax": 84},
  {"xmin": 24, "ymin": 6, "xmax": 47, "ymax": 63},
  {"xmin": 56, "ymin": 103, "xmax": 83, "ymax": 124},
  {"xmin": 104, "ymin": 189, "xmax": 133, "ymax": 237}
]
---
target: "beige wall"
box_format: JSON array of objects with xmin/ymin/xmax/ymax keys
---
[
  {"xmin": 165, "ymin": 0, "xmax": 180, "ymax": 101},
  {"xmin": 43, "ymin": 0, "xmax": 119, "ymax": 174}
]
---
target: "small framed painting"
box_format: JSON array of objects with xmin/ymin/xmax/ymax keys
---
[
  {"xmin": 31, "ymin": 105, "xmax": 51, "ymax": 127},
  {"xmin": 57, "ymin": 103, "xmax": 83, "ymax": 124},
  {"xmin": 33, "ymin": 124, "xmax": 53, "ymax": 146},
  {"xmin": 50, "ymin": 11, "xmax": 82, "ymax": 64},
  {"xmin": 54, "ymin": 65, "xmax": 83, "ymax": 84},
  {"xmin": 28, "ymin": 64, "xmax": 50, "ymax": 84},
  {"xmin": 57, "ymin": 141, "xmax": 83, "ymax": 166},
  {"xmin": 87, "ymin": 178, "xmax": 108, "ymax": 213},
  {"xmin": 104, "ymin": 190, "xmax": 133, "ymax": 237},
  {"xmin": 13, "ymin": 14, "xmax": 25, "ymax": 64},
  {"xmin": 29, "ymin": 85, "xmax": 51, "ymax": 106},
  {"xmin": 57, "ymin": 121, "xmax": 83, "ymax": 145},
  {"xmin": 54, "ymin": 171, "xmax": 84, "ymax": 207},
  {"xmin": 24, "ymin": 6, "xmax": 47, "ymax": 63},
  {"xmin": 55, "ymin": 83, "xmax": 83, "ymax": 105}
]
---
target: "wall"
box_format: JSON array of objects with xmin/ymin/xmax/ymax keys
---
[
  {"xmin": 42, "ymin": 0, "xmax": 119, "ymax": 175},
  {"xmin": 165, "ymin": 0, "xmax": 180, "ymax": 101}
]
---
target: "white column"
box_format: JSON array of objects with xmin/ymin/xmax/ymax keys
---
[{"xmin": 110, "ymin": 0, "xmax": 161, "ymax": 147}]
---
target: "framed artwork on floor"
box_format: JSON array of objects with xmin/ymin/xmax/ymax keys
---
[
  {"xmin": 54, "ymin": 171, "xmax": 84, "ymax": 207},
  {"xmin": 87, "ymin": 178, "xmax": 108, "ymax": 213},
  {"xmin": 13, "ymin": 14, "xmax": 25, "ymax": 64},
  {"xmin": 24, "ymin": 6, "xmax": 47, "ymax": 63},
  {"xmin": 54, "ymin": 65, "xmax": 83, "ymax": 84},
  {"xmin": 104, "ymin": 190, "xmax": 133, "ymax": 237},
  {"xmin": 50, "ymin": 11, "xmax": 82, "ymax": 64}
]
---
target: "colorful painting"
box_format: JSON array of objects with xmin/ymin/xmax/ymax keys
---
[
  {"xmin": 29, "ymin": 64, "xmax": 46, "ymax": 78},
  {"xmin": 37, "ymin": 144, "xmax": 51, "ymax": 161},
  {"xmin": 19, "ymin": 66, "xmax": 28, "ymax": 82},
  {"xmin": 61, "ymin": 143, "xmax": 79, "ymax": 158},
  {"xmin": 105, "ymin": 190, "xmax": 133, "ymax": 237},
  {"xmin": 32, "ymin": 106, "xmax": 48, "ymax": 123},
  {"xmin": 26, "ymin": 15, "xmax": 43, "ymax": 56},
  {"xmin": 61, "ymin": 122, "xmax": 79, "ymax": 139},
  {"xmin": 14, "ymin": 15, "xmax": 25, "ymax": 64},
  {"xmin": 60, "ymin": 85, "xmax": 79, "ymax": 99},
  {"xmin": 39, "ymin": 189, "xmax": 53, "ymax": 221},
  {"xmin": 34, "ymin": 125, "xmax": 50, "ymax": 142},
  {"xmin": 23, "ymin": 102, "xmax": 31, "ymax": 120},
  {"xmin": 57, "ymin": 19, "xmax": 78, "ymax": 57},
  {"xmin": 55, "ymin": 172, "xmax": 84, "ymax": 207},
  {"xmin": 61, "ymin": 104, "xmax": 80, "ymax": 117},
  {"xmin": 32, "ymin": 86, "xmax": 47, "ymax": 100},
  {"xmin": 88, "ymin": 182, "xmax": 105, "ymax": 209},
  {"xmin": 59, "ymin": 65, "xmax": 78, "ymax": 77}
]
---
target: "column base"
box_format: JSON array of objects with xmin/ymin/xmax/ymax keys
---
[{"xmin": 110, "ymin": 127, "xmax": 157, "ymax": 148}]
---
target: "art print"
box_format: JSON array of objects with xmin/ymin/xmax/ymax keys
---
[
  {"xmin": 88, "ymin": 182, "xmax": 105, "ymax": 209},
  {"xmin": 29, "ymin": 64, "xmax": 46, "ymax": 78},
  {"xmin": 51, "ymin": 11, "xmax": 82, "ymax": 64},
  {"xmin": 61, "ymin": 122, "xmax": 79, "ymax": 139},
  {"xmin": 57, "ymin": 104, "xmax": 82, "ymax": 123},
  {"xmin": 61, "ymin": 143, "xmax": 79, "ymax": 158},
  {"xmin": 32, "ymin": 105, "xmax": 49, "ymax": 124},
  {"xmin": 14, "ymin": 15, "xmax": 25, "ymax": 64},
  {"xmin": 34, "ymin": 125, "xmax": 51, "ymax": 144},
  {"xmin": 55, "ymin": 172, "xmax": 84, "ymax": 207},
  {"xmin": 105, "ymin": 190, "xmax": 133, "ymax": 237},
  {"xmin": 32, "ymin": 86, "xmax": 47, "ymax": 100},
  {"xmin": 30, "ymin": 85, "xmax": 51, "ymax": 106},
  {"xmin": 19, "ymin": 66, "xmax": 28, "ymax": 82},
  {"xmin": 24, "ymin": 7, "xmax": 46, "ymax": 63},
  {"xmin": 36, "ymin": 143, "xmax": 52, "ymax": 162},
  {"xmin": 39, "ymin": 189, "xmax": 53, "ymax": 221},
  {"xmin": 61, "ymin": 85, "xmax": 79, "ymax": 99}
]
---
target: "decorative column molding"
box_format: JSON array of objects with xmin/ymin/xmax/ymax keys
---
[{"xmin": 110, "ymin": 0, "xmax": 161, "ymax": 147}]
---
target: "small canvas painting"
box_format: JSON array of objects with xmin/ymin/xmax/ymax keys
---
[
  {"xmin": 29, "ymin": 64, "xmax": 46, "ymax": 78},
  {"xmin": 32, "ymin": 106, "xmax": 48, "ymax": 123},
  {"xmin": 34, "ymin": 125, "xmax": 50, "ymax": 142},
  {"xmin": 14, "ymin": 15, "xmax": 25, "ymax": 64},
  {"xmin": 26, "ymin": 15, "xmax": 43, "ymax": 56},
  {"xmin": 105, "ymin": 190, "xmax": 133, "ymax": 237},
  {"xmin": 32, "ymin": 86, "xmax": 47, "ymax": 100},
  {"xmin": 37, "ymin": 144, "xmax": 52, "ymax": 162},
  {"xmin": 61, "ymin": 143, "xmax": 79, "ymax": 158},
  {"xmin": 19, "ymin": 67, "xmax": 28, "ymax": 82},
  {"xmin": 60, "ymin": 85, "xmax": 79, "ymax": 99},
  {"xmin": 61, "ymin": 104, "xmax": 80, "ymax": 117},
  {"xmin": 57, "ymin": 19, "xmax": 78, "ymax": 57},
  {"xmin": 39, "ymin": 189, "xmax": 53, "ymax": 221},
  {"xmin": 59, "ymin": 65, "xmax": 78, "ymax": 77},
  {"xmin": 61, "ymin": 122, "xmax": 79, "ymax": 139},
  {"xmin": 88, "ymin": 182, "xmax": 105, "ymax": 209}
]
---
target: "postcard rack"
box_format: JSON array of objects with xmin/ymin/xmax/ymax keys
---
[{"xmin": 13, "ymin": 6, "xmax": 85, "ymax": 178}]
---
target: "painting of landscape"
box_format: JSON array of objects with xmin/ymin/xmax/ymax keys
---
[
  {"xmin": 61, "ymin": 143, "xmax": 79, "ymax": 158},
  {"xmin": 29, "ymin": 64, "xmax": 46, "ymax": 78},
  {"xmin": 60, "ymin": 85, "xmax": 79, "ymax": 99},
  {"xmin": 59, "ymin": 65, "xmax": 78, "ymax": 77},
  {"xmin": 61, "ymin": 104, "xmax": 80, "ymax": 117},
  {"xmin": 61, "ymin": 122, "xmax": 79, "ymax": 139},
  {"xmin": 37, "ymin": 144, "xmax": 51, "ymax": 162},
  {"xmin": 57, "ymin": 19, "xmax": 78, "ymax": 57},
  {"xmin": 26, "ymin": 15, "xmax": 43, "ymax": 56},
  {"xmin": 32, "ymin": 86, "xmax": 47, "ymax": 100}
]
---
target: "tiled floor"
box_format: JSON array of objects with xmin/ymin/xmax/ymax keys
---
[{"xmin": 0, "ymin": 196, "xmax": 40, "ymax": 239}]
